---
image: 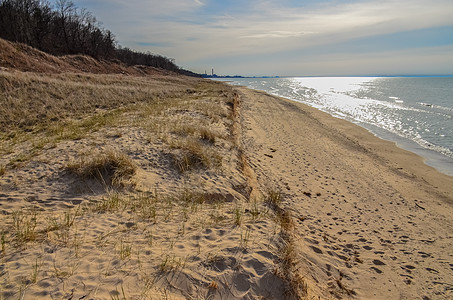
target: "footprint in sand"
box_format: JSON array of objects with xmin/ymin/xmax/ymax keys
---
[
  {"xmin": 401, "ymin": 264, "xmax": 416, "ymax": 273},
  {"xmin": 232, "ymin": 273, "xmax": 251, "ymax": 296},
  {"xmin": 310, "ymin": 246, "xmax": 323, "ymax": 254},
  {"xmin": 372, "ymin": 259, "xmax": 386, "ymax": 266},
  {"xmin": 426, "ymin": 268, "xmax": 439, "ymax": 274},
  {"xmin": 245, "ymin": 257, "xmax": 268, "ymax": 276},
  {"xmin": 304, "ymin": 237, "xmax": 319, "ymax": 245},
  {"xmin": 418, "ymin": 251, "xmax": 432, "ymax": 258}
]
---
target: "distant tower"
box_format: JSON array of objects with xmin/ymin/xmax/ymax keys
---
[{"xmin": 212, "ymin": 68, "xmax": 214, "ymax": 76}]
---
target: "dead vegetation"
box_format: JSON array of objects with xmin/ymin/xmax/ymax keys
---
[
  {"xmin": 67, "ymin": 148, "xmax": 137, "ymax": 186},
  {"xmin": 265, "ymin": 189, "xmax": 309, "ymax": 299},
  {"xmin": 0, "ymin": 37, "xmax": 177, "ymax": 76},
  {"xmin": 0, "ymin": 70, "xmax": 192, "ymax": 131}
]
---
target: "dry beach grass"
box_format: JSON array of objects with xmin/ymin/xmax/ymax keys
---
[{"xmin": 0, "ymin": 50, "xmax": 303, "ymax": 298}]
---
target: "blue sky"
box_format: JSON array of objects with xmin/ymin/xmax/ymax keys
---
[{"xmin": 72, "ymin": 0, "xmax": 453, "ymax": 76}]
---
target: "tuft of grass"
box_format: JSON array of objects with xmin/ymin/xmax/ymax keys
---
[
  {"xmin": 0, "ymin": 164, "xmax": 5, "ymax": 176},
  {"xmin": 159, "ymin": 255, "xmax": 187, "ymax": 273},
  {"xmin": 30, "ymin": 258, "xmax": 41, "ymax": 284},
  {"xmin": 199, "ymin": 127, "xmax": 218, "ymax": 144},
  {"xmin": 179, "ymin": 189, "xmax": 205, "ymax": 208},
  {"xmin": 173, "ymin": 124, "xmax": 220, "ymax": 144},
  {"xmin": 233, "ymin": 205, "xmax": 242, "ymax": 226},
  {"xmin": 133, "ymin": 192, "xmax": 158, "ymax": 222},
  {"xmin": 67, "ymin": 148, "xmax": 136, "ymax": 186},
  {"xmin": 45, "ymin": 209, "xmax": 78, "ymax": 232},
  {"xmin": 95, "ymin": 191, "xmax": 126, "ymax": 213},
  {"xmin": 249, "ymin": 198, "xmax": 261, "ymax": 221},
  {"xmin": 265, "ymin": 188, "xmax": 308, "ymax": 298},
  {"xmin": 171, "ymin": 139, "xmax": 222, "ymax": 173},
  {"xmin": 1, "ymin": 231, "xmax": 6, "ymax": 255},
  {"xmin": 45, "ymin": 209, "xmax": 79, "ymax": 245},
  {"xmin": 110, "ymin": 284, "xmax": 127, "ymax": 300},
  {"xmin": 239, "ymin": 226, "xmax": 251, "ymax": 250},
  {"xmin": 172, "ymin": 124, "xmax": 197, "ymax": 137},
  {"xmin": 279, "ymin": 211, "xmax": 294, "ymax": 232},
  {"xmin": 118, "ymin": 240, "xmax": 132, "ymax": 260},
  {"xmin": 12, "ymin": 209, "xmax": 38, "ymax": 245},
  {"xmin": 264, "ymin": 188, "xmax": 282, "ymax": 210},
  {"xmin": 173, "ymin": 151, "xmax": 202, "ymax": 173}
]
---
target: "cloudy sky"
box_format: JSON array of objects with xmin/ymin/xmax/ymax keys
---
[{"xmin": 72, "ymin": 0, "xmax": 453, "ymax": 76}]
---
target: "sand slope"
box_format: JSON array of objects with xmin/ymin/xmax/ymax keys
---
[
  {"xmin": 1, "ymin": 70, "xmax": 301, "ymax": 299},
  {"xmin": 238, "ymin": 87, "xmax": 453, "ymax": 299}
]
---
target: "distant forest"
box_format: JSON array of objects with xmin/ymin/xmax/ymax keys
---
[{"xmin": 0, "ymin": 0, "xmax": 198, "ymax": 75}]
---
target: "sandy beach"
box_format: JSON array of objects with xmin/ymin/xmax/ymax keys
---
[
  {"xmin": 238, "ymin": 87, "xmax": 453, "ymax": 299},
  {"xmin": 1, "ymin": 56, "xmax": 453, "ymax": 299}
]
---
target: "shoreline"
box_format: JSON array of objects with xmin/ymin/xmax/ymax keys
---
[
  {"xmin": 358, "ymin": 121, "xmax": 453, "ymax": 176},
  {"xmin": 238, "ymin": 86, "xmax": 453, "ymax": 298},
  {"xmin": 216, "ymin": 78, "xmax": 453, "ymax": 178}
]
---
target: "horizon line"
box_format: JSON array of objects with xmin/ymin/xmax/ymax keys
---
[{"xmin": 207, "ymin": 74, "xmax": 453, "ymax": 78}]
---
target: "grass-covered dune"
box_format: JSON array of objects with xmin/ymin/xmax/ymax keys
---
[{"xmin": 0, "ymin": 39, "xmax": 303, "ymax": 299}]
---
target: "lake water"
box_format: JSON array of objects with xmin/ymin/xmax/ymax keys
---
[{"xmin": 217, "ymin": 77, "xmax": 453, "ymax": 176}]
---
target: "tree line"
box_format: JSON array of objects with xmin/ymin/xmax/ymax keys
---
[{"xmin": 0, "ymin": 0, "xmax": 197, "ymax": 75}]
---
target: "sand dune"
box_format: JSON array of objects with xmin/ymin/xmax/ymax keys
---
[{"xmin": 0, "ymin": 70, "xmax": 296, "ymax": 299}]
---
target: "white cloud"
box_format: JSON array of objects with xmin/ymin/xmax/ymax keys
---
[
  {"xmin": 241, "ymin": 31, "xmax": 311, "ymax": 39},
  {"xmin": 74, "ymin": 0, "xmax": 453, "ymax": 75}
]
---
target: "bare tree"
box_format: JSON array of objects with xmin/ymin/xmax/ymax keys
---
[{"xmin": 0, "ymin": 0, "xmax": 193, "ymax": 74}]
